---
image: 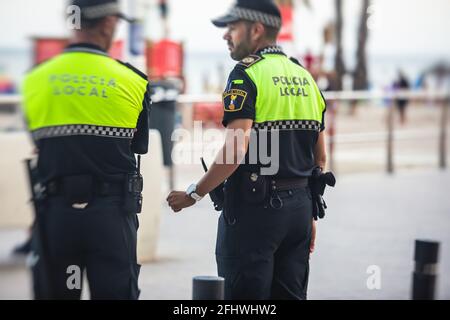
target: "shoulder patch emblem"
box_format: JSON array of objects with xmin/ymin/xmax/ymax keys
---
[
  {"xmin": 238, "ymin": 54, "xmax": 262, "ymax": 68},
  {"xmin": 223, "ymin": 89, "xmax": 247, "ymax": 112}
]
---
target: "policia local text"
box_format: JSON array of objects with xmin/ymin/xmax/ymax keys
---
[
  {"xmin": 272, "ymin": 75, "xmax": 311, "ymax": 97},
  {"xmin": 49, "ymin": 73, "xmax": 117, "ymax": 98}
]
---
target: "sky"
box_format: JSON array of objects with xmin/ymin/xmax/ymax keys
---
[
  {"xmin": 1, "ymin": 0, "xmax": 450, "ymax": 57},
  {"xmin": 0, "ymin": 0, "xmax": 449, "ymax": 91}
]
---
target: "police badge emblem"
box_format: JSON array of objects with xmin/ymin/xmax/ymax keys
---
[{"xmin": 222, "ymin": 89, "xmax": 247, "ymax": 112}]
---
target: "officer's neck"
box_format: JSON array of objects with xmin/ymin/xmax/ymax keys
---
[{"xmin": 71, "ymin": 32, "xmax": 111, "ymax": 52}]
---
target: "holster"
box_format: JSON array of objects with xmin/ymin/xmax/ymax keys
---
[
  {"xmin": 199, "ymin": 158, "xmax": 224, "ymax": 211},
  {"xmin": 308, "ymin": 167, "xmax": 336, "ymax": 220},
  {"xmin": 222, "ymin": 174, "xmax": 241, "ymax": 224}
]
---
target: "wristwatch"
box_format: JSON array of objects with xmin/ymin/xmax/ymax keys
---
[{"xmin": 186, "ymin": 183, "xmax": 203, "ymax": 202}]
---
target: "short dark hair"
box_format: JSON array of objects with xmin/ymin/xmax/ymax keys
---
[
  {"xmin": 80, "ymin": 17, "xmax": 105, "ymax": 30},
  {"xmin": 264, "ymin": 25, "xmax": 280, "ymax": 41}
]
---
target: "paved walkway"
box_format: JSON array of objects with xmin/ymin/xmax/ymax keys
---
[{"xmin": 1, "ymin": 169, "xmax": 449, "ymax": 300}]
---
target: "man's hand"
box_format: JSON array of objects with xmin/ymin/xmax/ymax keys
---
[
  {"xmin": 310, "ymin": 219, "xmax": 317, "ymax": 254},
  {"xmin": 167, "ymin": 191, "xmax": 195, "ymax": 213}
]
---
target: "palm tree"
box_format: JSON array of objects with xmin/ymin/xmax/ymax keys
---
[
  {"xmin": 334, "ymin": 0, "xmax": 346, "ymax": 90},
  {"xmin": 353, "ymin": 0, "xmax": 371, "ymax": 90}
]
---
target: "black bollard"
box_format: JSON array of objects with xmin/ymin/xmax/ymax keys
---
[
  {"xmin": 412, "ymin": 240, "xmax": 440, "ymax": 300},
  {"xmin": 192, "ymin": 276, "xmax": 225, "ymax": 300}
]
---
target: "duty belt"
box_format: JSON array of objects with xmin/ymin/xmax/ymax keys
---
[
  {"xmin": 46, "ymin": 177, "xmax": 124, "ymax": 197},
  {"xmin": 269, "ymin": 177, "xmax": 309, "ymax": 191},
  {"xmin": 265, "ymin": 177, "xmax": 309, "ymax": 210}
]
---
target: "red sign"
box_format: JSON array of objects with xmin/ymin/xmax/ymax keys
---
[
  {"xmin": 109, "ymin": 40, "xmax": 124, "ymax": 60},
  {"xmin": 146, "ymin": 40, "xmax": 183, "ymax": 79},
  {"xmin": 34, "ymin": 38, "xmax": 124, "ymax": 65},
  {"xmin": 34, "ymin": 38, "xmax": 68, "ymax": 65},
  {"xmin": 193, "ymin": 102, "xmax": 223, "ymax": 128},
  {"xmin": 278, "ymin": 5, "xmax": 294, "ymax": 42}
]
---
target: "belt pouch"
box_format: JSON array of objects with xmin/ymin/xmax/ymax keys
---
[{"xmin": 239, "ymin": 172, "xmax": 268, "ymax": 204}]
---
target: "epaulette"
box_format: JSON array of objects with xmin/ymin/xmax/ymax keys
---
[
  {"xmin": 116, "ymin": 60, "xmax": 148, "ymax": 80},
  {"xmin": 289, "ymin": 57, "xmax": 304, "ymax": 68},
  {"xmin": 237, "ymin": 54, "xmax": 263, "ymax": 69}
]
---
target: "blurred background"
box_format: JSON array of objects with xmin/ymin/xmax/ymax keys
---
[{"xmin": 0, "ymin": 0, "xmax": 449, "ymax": 300}]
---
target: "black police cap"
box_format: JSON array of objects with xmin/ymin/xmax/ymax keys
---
[
  {"xmin": 212, "ymin": 0, "xmax": 282, "ymax": 29},
  {"xmin": 71, "ymin": 0, "xmax": 135, "ymax": 22}
]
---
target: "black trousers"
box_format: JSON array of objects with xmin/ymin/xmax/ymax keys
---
[
  {"xmin": 31, "ymin": 196, "xmax": 140, "ymax": 300},
  {"xmin": 216, "ymin": 187, "xmax": 313, "ymax": 300}
]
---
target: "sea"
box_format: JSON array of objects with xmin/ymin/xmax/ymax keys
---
[{"xmin": 0, "ymin": 47, "xmax": 449, "ymax": 94}]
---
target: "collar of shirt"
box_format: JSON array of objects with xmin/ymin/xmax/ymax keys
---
[
  {"xmin": 255, "ymin": 45, "xmax": 285, "ymax": 56},
  {"xmin": 64, "ymin": 43, "xmax": 109, "ymax": 56}
]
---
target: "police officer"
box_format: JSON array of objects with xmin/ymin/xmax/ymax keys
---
[
  {"xmin": 22, "ymin": 0, "xmax": 150, "ymax": 299},
  {"xmin": 167, "ymin": 0, "xmax": 326, "ymax": 300}
]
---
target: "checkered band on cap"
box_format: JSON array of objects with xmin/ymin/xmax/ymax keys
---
[
  {"xmin": 253, "ymin": 120, "xmax": 321, "ymax": 132},
  {"xmin": 231, "ymin": 7, "xmax": 282, "ymax": 28},
  {"xmin": 32, "ymin": 124, "xmax": 135, "ymax": 141},
  {"xmin": 82, "ymin": 3, "xmax": 121, "ymax": 19}
]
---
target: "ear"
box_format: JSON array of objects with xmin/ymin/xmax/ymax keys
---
[
  {"xmin": 251, "ymin": 22, "xmax": 266, "ymax": 41},
  {"xmin": 100, "ymin": 16, "xmax": 118, "ymax": 35},
  {"xmin": 98, "ymin": 16, "xmax": 118, "ymax": 37},
  {"xmin": 97, "ymin": 16, "xmax": 118, "ymax": 51}
]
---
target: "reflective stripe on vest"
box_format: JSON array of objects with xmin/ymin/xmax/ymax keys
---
[{"xmin": 31, "ymin": 124, "xmax": 135, "ymax": 140}]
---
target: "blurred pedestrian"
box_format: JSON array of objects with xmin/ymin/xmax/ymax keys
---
[{"xmin": 394, "ymin": 70, "xmax": 411, "ymax": 125}]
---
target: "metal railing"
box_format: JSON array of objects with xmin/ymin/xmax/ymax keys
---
[
  {"xmin": 1, "ymin": 90, "xmax": 449, "ymax": 173},
  {"xmin": 176, "ymin": 90, "xmax": 449, "ymax": 173},
  {"xmin": 323, "ymin": 90, "xmax": 449, "ymax": 173}
]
